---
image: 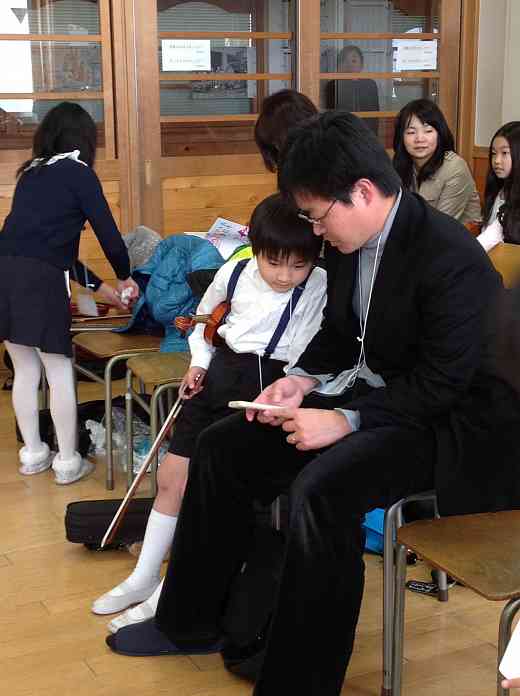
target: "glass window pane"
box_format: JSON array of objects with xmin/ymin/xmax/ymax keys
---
[
  {"xmin": 160, "ymin": 78, "xmax": 291, "ymax": 118},
  {"xmin": 319, "ymin": 77, "xmax": 439, "ymax": 144},
  {"xmin": 159, "ymin": 38, "xmax": 292, "ymax": 76},
  {"xmin": 321, "ymin": 0, "xmax": 439, "ymax": 33},
  {"xmin": 320, "ymin": 39, "xmax": 438, "ymax": 75},
  {"xmin": 0, "ymin": 99, "xmax": 104, "ymax": 150},
  {"xmin": 1, "ymin": 1, "xmax": 100, "ymax": 35},
  {"xmin": 0, "ymin": 41, "xmax": 102, "ymax": 93},
  {"xmin": 158, "ymin": 0, "xmax": 292, "ymax": 33}
]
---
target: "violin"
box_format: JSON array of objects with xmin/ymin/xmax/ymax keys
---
[{"xmin": 174, "ymin": 301, "xmax": 229, "ymax": 346}]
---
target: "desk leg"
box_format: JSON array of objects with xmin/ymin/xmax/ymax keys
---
[{"xmin": 126, "ymin": 367, "xmax": 134, "ymax": 490}]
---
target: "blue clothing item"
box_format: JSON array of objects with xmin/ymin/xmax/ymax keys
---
[
  {"xmin": 0, "ymin": 159, "xmax": 130, "ymax": 280},
  {"xmin": 117, "ymin": 235, "xmax": 224, "ymax": 352}
]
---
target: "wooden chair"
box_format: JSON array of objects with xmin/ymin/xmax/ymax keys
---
[
  {"xmin": 124, "ymin": 352, "xmax": 190, "ymax": 494},
  {"xmin": 72, "ymin": 330, "xmax": 161, "ymax": 489},
  {"xmin": 391, "ymin": 510, "xmax": 520, "ymax": 696},
  {"xmin": 489, "ymin": 243, "xmax": 520, "ymax": 288}
]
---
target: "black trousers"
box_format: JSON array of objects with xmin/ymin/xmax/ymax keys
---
[{"xmin": 156, "ymin": 393, "xmax": 435, "ymax": 696}]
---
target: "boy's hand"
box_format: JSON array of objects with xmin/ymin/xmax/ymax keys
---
[
  {"xmin": 181, "ymin": 367, "xmax": 206, "ymax": 399},
  {"xmin": 502, "ymin": 678, "xmax": 520, "ymax": 691}
]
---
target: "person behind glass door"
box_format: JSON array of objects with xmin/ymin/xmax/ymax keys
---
[
  {"xmin": 393, "ymin": 98, "xmax": 481, "ymax": 223},
  {"xmin": 325, "ymin": 45, "xmax": 379, "ymax": 136},
  {"xmin": 0, "ymin": 102, "xmax": 138, "ymax": 485},
  {"xmin": 477, "ymin": 121, "xmax": 520, "ymax": 252}
]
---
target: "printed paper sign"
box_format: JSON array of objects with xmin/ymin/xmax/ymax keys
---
[
  {"xmin": 162, "ymin": 39, "xmax": 211, "ymax": 72},
  {"xmin": 392, "ymin": 40, "xmax": 437, "ymax": 72}
]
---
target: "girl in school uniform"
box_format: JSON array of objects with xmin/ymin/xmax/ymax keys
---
[
  {"xmin": 477, "ymin": 121, "xmax": 520, "ymax": 252},
  {"xmin": 91, "ymin": 193, "xmax": 327, "ymax": 633},
  {"xmin": 0, "ymin": 102, "xmax": 138, "ymax": 484}
]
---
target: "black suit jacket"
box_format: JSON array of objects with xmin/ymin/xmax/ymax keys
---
[{"xmin": 296, "ymin": 191, "xmax": 520, "ymax": 515}]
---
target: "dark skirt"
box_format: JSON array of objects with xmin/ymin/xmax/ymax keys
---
[
  {"xmin": 169, "ymin": 345, "xmax": 286, "ymax": 458},
  {"xmin": 0, "ymin": 255, "xmax": 73, "ymax": 357}
]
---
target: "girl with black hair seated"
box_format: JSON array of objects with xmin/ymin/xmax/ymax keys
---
[
  {"xmin": 393, "ymin": 98, "xmax": 481, "ymax": 223},
  {"xmin": 477, "ymin": 121, "xmax": 520, "ymax": 251}
]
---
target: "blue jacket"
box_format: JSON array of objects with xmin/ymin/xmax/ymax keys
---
[{"xmin": 116, "ymin": 235, "xmax": 224, "ymax": 352}]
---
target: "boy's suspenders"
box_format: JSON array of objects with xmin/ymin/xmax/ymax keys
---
[{"xmin": 225, "ymin": 258, "xmax": 311, "ymax": 359}]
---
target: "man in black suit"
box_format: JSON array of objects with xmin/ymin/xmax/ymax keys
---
[{"xmin": 107, "ymin": 113, "xmax": 520, "ymax": 696}]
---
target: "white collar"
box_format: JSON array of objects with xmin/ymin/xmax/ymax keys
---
[{"xmin": 24, "ymin": 149, "xmax": 88, "ymax": 171}]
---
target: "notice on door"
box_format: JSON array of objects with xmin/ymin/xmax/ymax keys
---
[
  {"xmin": 392, "ymin": 39, "xmax": 438, "ymax": 72},
  {"xmin": 161, "ymin": 39, "xmax": 211, "ymax": 72}
]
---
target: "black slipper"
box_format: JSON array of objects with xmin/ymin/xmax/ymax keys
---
[{"xmin": 105, "ymin": 618, "xmax": 222, "ymax": 657}]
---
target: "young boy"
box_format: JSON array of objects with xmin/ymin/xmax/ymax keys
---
[{"xmin": 92, "ymin": 193, "xmax": 327, "ymax": 631}]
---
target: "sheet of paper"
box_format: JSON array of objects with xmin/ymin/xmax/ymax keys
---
[
  {"xmin": 205, "ymin": 218, "xmax": 249, "ymax": 259},
  {"xmin": 76, "ymin": 290, "xmax": 99, "ymax": 317}
]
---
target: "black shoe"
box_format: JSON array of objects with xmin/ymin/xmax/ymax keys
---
[{"xmin": 105, "ymin": 618, "xmax": 222, "ymax": 657}]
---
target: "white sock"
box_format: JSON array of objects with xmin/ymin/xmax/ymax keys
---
[
  {"xmin": 5, "ymin": 342, "xmax": 44, "ymax": 452},
  {"xmin": 107, "ymin": 578, "xmax": 164, "ymax": 633},
  {"xmin": 124, "ymin": 510, "xmax": 176, "ymax": 591}
]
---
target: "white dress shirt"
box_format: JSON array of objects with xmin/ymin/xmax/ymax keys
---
[{"xmin": 188, "ymin": 257, "xmax": 327, "ymax": 371}]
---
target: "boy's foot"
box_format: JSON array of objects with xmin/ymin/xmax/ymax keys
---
[
  {"xmin": 107, "ymin": 578, "xmax": 163, "ymax": 632},
  {"xmin": 107, "ymin": 598, "xmax": 156, "ymax": 633},
  {"xmin": 105, "ymin": 618, "xmax": 222, "ymax": 657},
  {"xmin": 92, "ymin": 578, "xmax": 160, "ymax": 615},
  {"xmin": 19, "ymin": 443, "xmax": 53, "ymax": 475}
]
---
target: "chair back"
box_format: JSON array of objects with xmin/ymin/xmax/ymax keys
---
[{"xmin": 489, "ymin": 243, "xmax": 520, "ymax": 288}]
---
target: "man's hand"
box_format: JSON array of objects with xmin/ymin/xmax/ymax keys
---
[
  {"xmin": 246, "ymin": 375, "xmax": 317, "ymax": 424},
  {"xmin": 281, "ymin": 408, "xmax": 352, "ymax": 450},
  {"xmin": 181, "ymin": 367, "xmax": 206, "ymax": 399}
]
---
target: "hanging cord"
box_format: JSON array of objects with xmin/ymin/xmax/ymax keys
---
[{"xmin": 345, "ymin": 232, "xmax": 383, "ymax": 388}]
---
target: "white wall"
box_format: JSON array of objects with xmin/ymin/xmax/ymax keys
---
[
  {"xmin": 475, "ymin": 0, "xmax": 507, "ymax": 146},
  {"xmin": 501, "ymin": 1, "xmax": 520, "ymax": 125}
]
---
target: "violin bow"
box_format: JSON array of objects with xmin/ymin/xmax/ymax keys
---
[{"xmin": 100, "ymin": 390, "xmax": 185, "ymax": 548}]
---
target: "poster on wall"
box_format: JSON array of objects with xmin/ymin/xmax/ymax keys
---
[
  {"xmin": 392, "ymin": 39, "xmax": 438, "ymax": 72},
  {"xmin": 161, "ymin": 39, "xmax": 211, "ymax": 72}
]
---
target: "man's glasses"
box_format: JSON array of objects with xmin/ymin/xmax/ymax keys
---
[{"xmin": 297, "ymin": 199, "xmax": 338, "ymax": 226}]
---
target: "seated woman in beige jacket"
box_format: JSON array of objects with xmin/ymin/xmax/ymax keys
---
[{"xmin": 393, "ymin": 99, "xmax": 481, "ymax": 224}]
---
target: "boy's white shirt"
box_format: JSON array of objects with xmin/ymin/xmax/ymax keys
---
[{"xmin": 188, "ymin": 257, "xmax": 327, "ymax": 371}]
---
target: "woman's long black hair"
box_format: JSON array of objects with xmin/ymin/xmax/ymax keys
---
[
  {"xmin": 17, "ymin": 102, "xmax": 97, "ymax": 177},
  {"xmin": 393, "ymin": 98, "xmax": 455, "ymax": 189},
  {"xmin": 483, "ymin": 121, "xmax": 520, "ymax": 243}
]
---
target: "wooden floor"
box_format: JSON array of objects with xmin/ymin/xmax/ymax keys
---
[{"xmin": 0, "ymin": 376, "xmax": 509, "ymax": 695}]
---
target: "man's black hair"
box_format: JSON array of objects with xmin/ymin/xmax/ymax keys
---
[
  {"xmin": 277, "ymin": 111, "xmax": 401, "ymax": 205},
  {"xmin": 249, "ymin": 193, "xmax": 322, "ymax": 262}
]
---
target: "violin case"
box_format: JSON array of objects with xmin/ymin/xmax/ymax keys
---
[{"xmin": 65, "ymin": 497, "xmax": 154, "ymax": 550}]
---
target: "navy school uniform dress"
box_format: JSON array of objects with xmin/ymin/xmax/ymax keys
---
[{"xmin": 0, "ymin": 154, "xmax": 130, "ymax": 357}]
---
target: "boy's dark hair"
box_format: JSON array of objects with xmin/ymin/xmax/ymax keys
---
[
  {"xmin": 483, "ymin": 121, "xmax": 520, "ymax": 244},
  {"xmin": 17, "ymin": 102, "xmax": 97, "ymax": 177},
  {"xmin": 278, "ymin": 111, "xmax": 400, "ymax": 204},
  {"xmin": 254, "ymin": 90, "xmax": 318, "ymax": 173},
  {"xmin": 393, "ymin": 98, "xmax": 455, "ymax": 189},
  {"xmin": 248, "ymin": 193, "xmax": 322, "ymax": 262}
]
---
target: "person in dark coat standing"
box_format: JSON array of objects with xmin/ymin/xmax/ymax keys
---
[{"xmin": 106, "ymin": 112, "xmax": 520, "ymax": 696}]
